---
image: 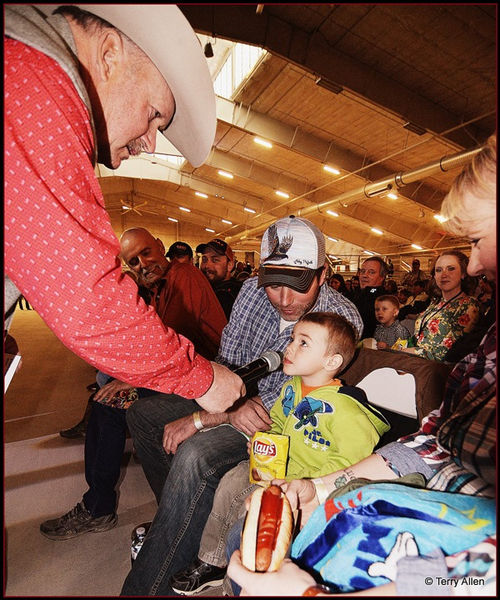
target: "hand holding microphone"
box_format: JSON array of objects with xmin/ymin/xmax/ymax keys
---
[
  {"xmin": 233, "ymin": 350, "xmax": 282, "ymax": 388},
  {"xmin": 196, "ymin": 351, "xmax": 282, "ymax": 414}
]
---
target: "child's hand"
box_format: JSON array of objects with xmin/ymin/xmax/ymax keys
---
[{"xmin": 377, "ymin": 341, "xmax": 388, "ymax": 349}]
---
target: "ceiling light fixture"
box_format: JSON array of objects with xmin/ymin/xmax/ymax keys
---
[
  {"xmin": 168, "ymin": 217, "xmax": 178, "ymax": 223},
  {"xmin": 434, "ymin": 214, "xmax": 448, "ymax": 223},
  {"xmin": 205, "ymin": 228, "xmax": 215, "ymax": 233},
  {"xmin": 275, "ymin": 190, "xmax": 289, "ymax": 199},
  {"xmin": 371, "ymin": 227, "xmax": 383, "ymax": 235},
  {"xmin": 195, "ymin": 191, "xmax": 208, "ymax": 199},
  {"xmin": 218, "ymin": 170, "xmax": 233, "ymax": 179},
  {"xmin": 387, "ymin": 192, "xmax": 398, "ymax": 200},
  {"xmin": 327, "ymin": 236, "xmax": 338, "ymax": 242},
  {"xmin": 323, "ymin": 165, "xmax": 340, "ymax": 175},
  {"xmin": 326, "ymin": 210, "xmax": 339, "ymax": 217},
  {"xmin": 244, "ymin": 207, "xmax": 256, "ymax": 214},
  {"xmin": 221, "ymin": 218, "xmax": 232, "ymax": 225},
  {"xmin": 179, "ymin": 206, "xmax": 191, "ymax": 212},
  {"xmin": 363, "ymin": 250, "xmax": 376, "ymax": 255},
  {"xmin": 411, "ymin": 244, "xmax": 423, "ymax": 250},
  {"xmin": 254, "ymin": 137, "xmax": 272, "ymax": 149}
]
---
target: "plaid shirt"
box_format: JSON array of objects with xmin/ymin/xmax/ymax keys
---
[
  {"xmin": 216, "ymin": 277, "xmax": 363, "ymax": 410},
  {"xmin": 393, "ymin": 323, "xmax": 496, "ymax": 497}
]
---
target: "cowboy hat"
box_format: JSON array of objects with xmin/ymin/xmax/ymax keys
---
[{"xmin": 36, "ymin": 4, "xmax": 216, "ymax": 167}]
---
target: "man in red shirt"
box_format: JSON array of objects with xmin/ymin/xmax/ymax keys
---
[
  {"xmin": 5, "ymin": 5, "xmax": 243, "ymax": 411},
  {"xmin": 41, "ymin": 227, "xmax": 228, "ymax": 539}
]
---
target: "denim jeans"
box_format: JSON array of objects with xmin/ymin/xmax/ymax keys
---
[
  {"xmin": 83, "ymin": 401, "xmax": 127, "ymax": 517},
  {"xmin": 224, "ymin": 518, "xmax": 244, "ymax": 596},
  {"xmin": 82, "ymin": 377, "xmax": 155, "ymax": 517},
  {"xmin": 121, "ymin": 394, "xmax": 249, "ymax": 596}
]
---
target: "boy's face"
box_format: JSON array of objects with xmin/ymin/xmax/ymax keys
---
[
  {"xmin": 375, "ymin": 300, "xmax": 399, "ymax": 326},
  {"xmin": 283, "ymin": 321, "xmax": 331, "ymax": 377}
]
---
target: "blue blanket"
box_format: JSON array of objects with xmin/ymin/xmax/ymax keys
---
[{"xmin": 291, "ymin": 482, "xmax": 496, "ymax": 592}]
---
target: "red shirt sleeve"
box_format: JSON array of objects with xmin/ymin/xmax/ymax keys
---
[{"xmin": 4, "ymin": 38, "xmax": 213, "ymax": 399}]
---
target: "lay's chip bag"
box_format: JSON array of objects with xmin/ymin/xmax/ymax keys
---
[{"xmin": 249, "ymin": 432, "xmax": 289, "ymax": 485}]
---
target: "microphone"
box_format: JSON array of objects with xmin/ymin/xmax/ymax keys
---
[{"xmin": 233, "ymin": 350, "xmax": 282, "ymax": 387}]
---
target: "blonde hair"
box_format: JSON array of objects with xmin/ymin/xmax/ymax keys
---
[{"xmin": 440, "ymin": 133, "xmax": 496, "ymax": 236}]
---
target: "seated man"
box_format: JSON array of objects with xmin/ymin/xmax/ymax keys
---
[
  {"xmin": 166, "ymin": 240, "xmax": 194, "ymax": 264},
  {"xmin": 353, "ymin": 257, "xmax": 388, "ymax": 338},
  {"xmin": 196, "ymin": 238, "xmax": 243, "ymax": 319},
  {"xmin": 170, "ymin": 312, "xmax": 389, "ymax": 595},
  {"xmin": 40, "ymin": 228, "xmax": 226, "ymax": 540},
  {"xmin": 121, "ymin": 215, "xmax": 363, "ymax": 596}
]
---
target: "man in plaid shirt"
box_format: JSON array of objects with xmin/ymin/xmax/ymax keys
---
[{"xmin": 121, "ymin": 216, "xmax": 362, "ymax": 595}]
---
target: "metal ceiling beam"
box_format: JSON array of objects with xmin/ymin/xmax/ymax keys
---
[
  {"xmin": 226, "ymin": 143, "xmax": 485, "ymax": 245},
  {"xmin": 180, "ymin": 5, "xmax": 488, "ymax": 148}
]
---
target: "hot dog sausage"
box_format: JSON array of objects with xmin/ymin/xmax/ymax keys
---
[{"xmin": 255, "ymin": 485, "xmax": 283, "ymax": 571}]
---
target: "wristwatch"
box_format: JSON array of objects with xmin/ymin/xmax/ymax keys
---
[{"xmin": 302, "ymin": 584, "xmax": 333, "ymax": 596}]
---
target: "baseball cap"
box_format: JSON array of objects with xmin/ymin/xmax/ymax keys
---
[
  {"xmin": 258, "ymin": 216, "xmax": 326, "ymax": 293},
  {"xmin": 37, "ymin": 4, "xmax": 216, "ymax": 167},
  {"xmin": 166, "ymin": 241, "xmax": 193, "ymax": 259},
  {"xmin": 196, "ymin": 239, "xmax": 234, "ymax": 262}
]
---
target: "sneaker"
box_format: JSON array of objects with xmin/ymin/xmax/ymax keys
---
[
  {"xmin": 40, "ymin": 501, "xmax": 117, "ymax": 540},
  {"xmin": 170, "ymin": 558, "xmax": 226, "ymax": 595}
]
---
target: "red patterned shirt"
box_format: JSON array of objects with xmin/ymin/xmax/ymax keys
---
[{"xmin": 4, "ymin": 37, "xmax": 213, "ymax": 399}]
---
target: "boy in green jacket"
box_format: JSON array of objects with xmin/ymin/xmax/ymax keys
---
[{"xmin": 170, "ymin": 312, "xmax": 390, "ymax": 595}]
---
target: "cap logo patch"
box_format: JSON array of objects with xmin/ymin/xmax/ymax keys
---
[{"xmin": 265, "ymin": 224, "xmax": 293, "ymax": 261}]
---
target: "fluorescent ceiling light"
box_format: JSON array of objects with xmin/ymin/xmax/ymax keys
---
[
  {"xmin": 218, "ymin": 170, "xmax": 233, "ymax": 179},
  {"xmin": 205, "ymin": 228, "xmax": 215, "ymax": 233},
  {"xmin": 363, "ymin": 250, "xmax": 375, "ymax": 255},
  {"xmin": 244, "ymin": 207, "xmax": 256, "ymax": 214},
  {"xmin": 371, "ymin": 227, "xmax": 383, "ymax": 235},
  {"xmin": 323, "ymin": 165, "xmax": 340, "ymax": 175},
  {"xmin": 254, "ymin": 137, "xmax": 272, "ymax": 149},
  {"xmin": 168, "ymin": 217, "xmax": 178, "ymax": 223},
  {"xmin": 221, "ymin": 218, "xmax": 232, "ymax": 225},
  {"xmin": 179, "ymin": 206, "xmax": 191, "ymax": 212},
  {"xmin": 387, "ymin": 192, "xmax": 398, "ymax": 200},
  {"xmin": 411, "ymin": 244, "xmax": 423, "ymax": 250},
  {"xmin": 275, "ymin": 190, "xmax": 289, "ymax": 199},
  {"xmin": 327, "ymin": 236, "xmax": 338, "ymax": 242},
  {"xmin": 195, "ymin": 191, "xmax": 208, "ymax": 199},
  {"xmin": 434, "ymin": 214, "xmax": 448, "ymax": 223},
  {"xmin": 327, "ymin": 210, "xmax": 339, "ymax": 217}
]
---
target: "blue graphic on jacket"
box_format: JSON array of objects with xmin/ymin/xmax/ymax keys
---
[{"xmin": 281, "ymin": 385, "xmax": 333, "ymax": 430}]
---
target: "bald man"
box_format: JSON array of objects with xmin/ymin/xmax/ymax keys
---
[{"xmin": 41, "ymin": 227, "xmax": 227, "ymax": 541}]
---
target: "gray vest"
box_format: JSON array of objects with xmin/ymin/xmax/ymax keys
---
[{"xmin": 4, "ymin": 5, "xmax": 98, "ymax": 324}]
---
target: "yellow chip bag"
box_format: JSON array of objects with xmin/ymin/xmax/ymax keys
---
[{"xmin": 249, "ymin": 432, "xmax": 289, "ymax": 485}]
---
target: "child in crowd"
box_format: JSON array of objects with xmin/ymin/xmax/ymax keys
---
[
  {"xmin": 374, "ymin": 294, "xmax": 411, "ymax": 349},
  {"xmin": 170, "ymin": 312, "xmax": 390, "ymax": 595}
]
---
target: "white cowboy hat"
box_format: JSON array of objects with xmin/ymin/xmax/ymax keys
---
[{"xmin": 36, "ymin": 4, "xmax": 216, "ymax": 167}]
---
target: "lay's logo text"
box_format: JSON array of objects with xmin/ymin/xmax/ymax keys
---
[{"xmin": 253, "ymin": 440, "xmax": 276, "ymax": 457}]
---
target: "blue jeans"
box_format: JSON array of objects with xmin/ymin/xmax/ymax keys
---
[
  {"xmin": 225, "ymin": 518, "xmax": 244, "ymax": 596},
  {"xmin": 121, "ymin": 394, "xmax": 249, "ymax": 596},
  {"xmin": 82, "ymin": 374, "xmax": 155, "ymax": 517},
  {"xmin": 83, "ymin": 402, "xmax": 127, "ymax": 517}
]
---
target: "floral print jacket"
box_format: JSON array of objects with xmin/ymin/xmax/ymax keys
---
[{"xmin": 413, "ymin": 293, "xmax": 480, "ymax": 361}]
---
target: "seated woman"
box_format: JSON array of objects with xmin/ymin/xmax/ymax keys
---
[
  {"xmin": 403, "ymin": 250, "xmax": 480, "ymax": 361},
  {"xmin": 227, "ymin": 132, "xmax": 496, "ymax": 596}
]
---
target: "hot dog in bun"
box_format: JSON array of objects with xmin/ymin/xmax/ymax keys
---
[{"xmin": 240, "ymin": 484, "xmax": 293, "ymax": 572}]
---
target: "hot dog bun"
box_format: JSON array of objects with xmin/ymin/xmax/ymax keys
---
[{"xmin": 240, "ymin": 484, "xmax": 293, "ymax": 572}]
